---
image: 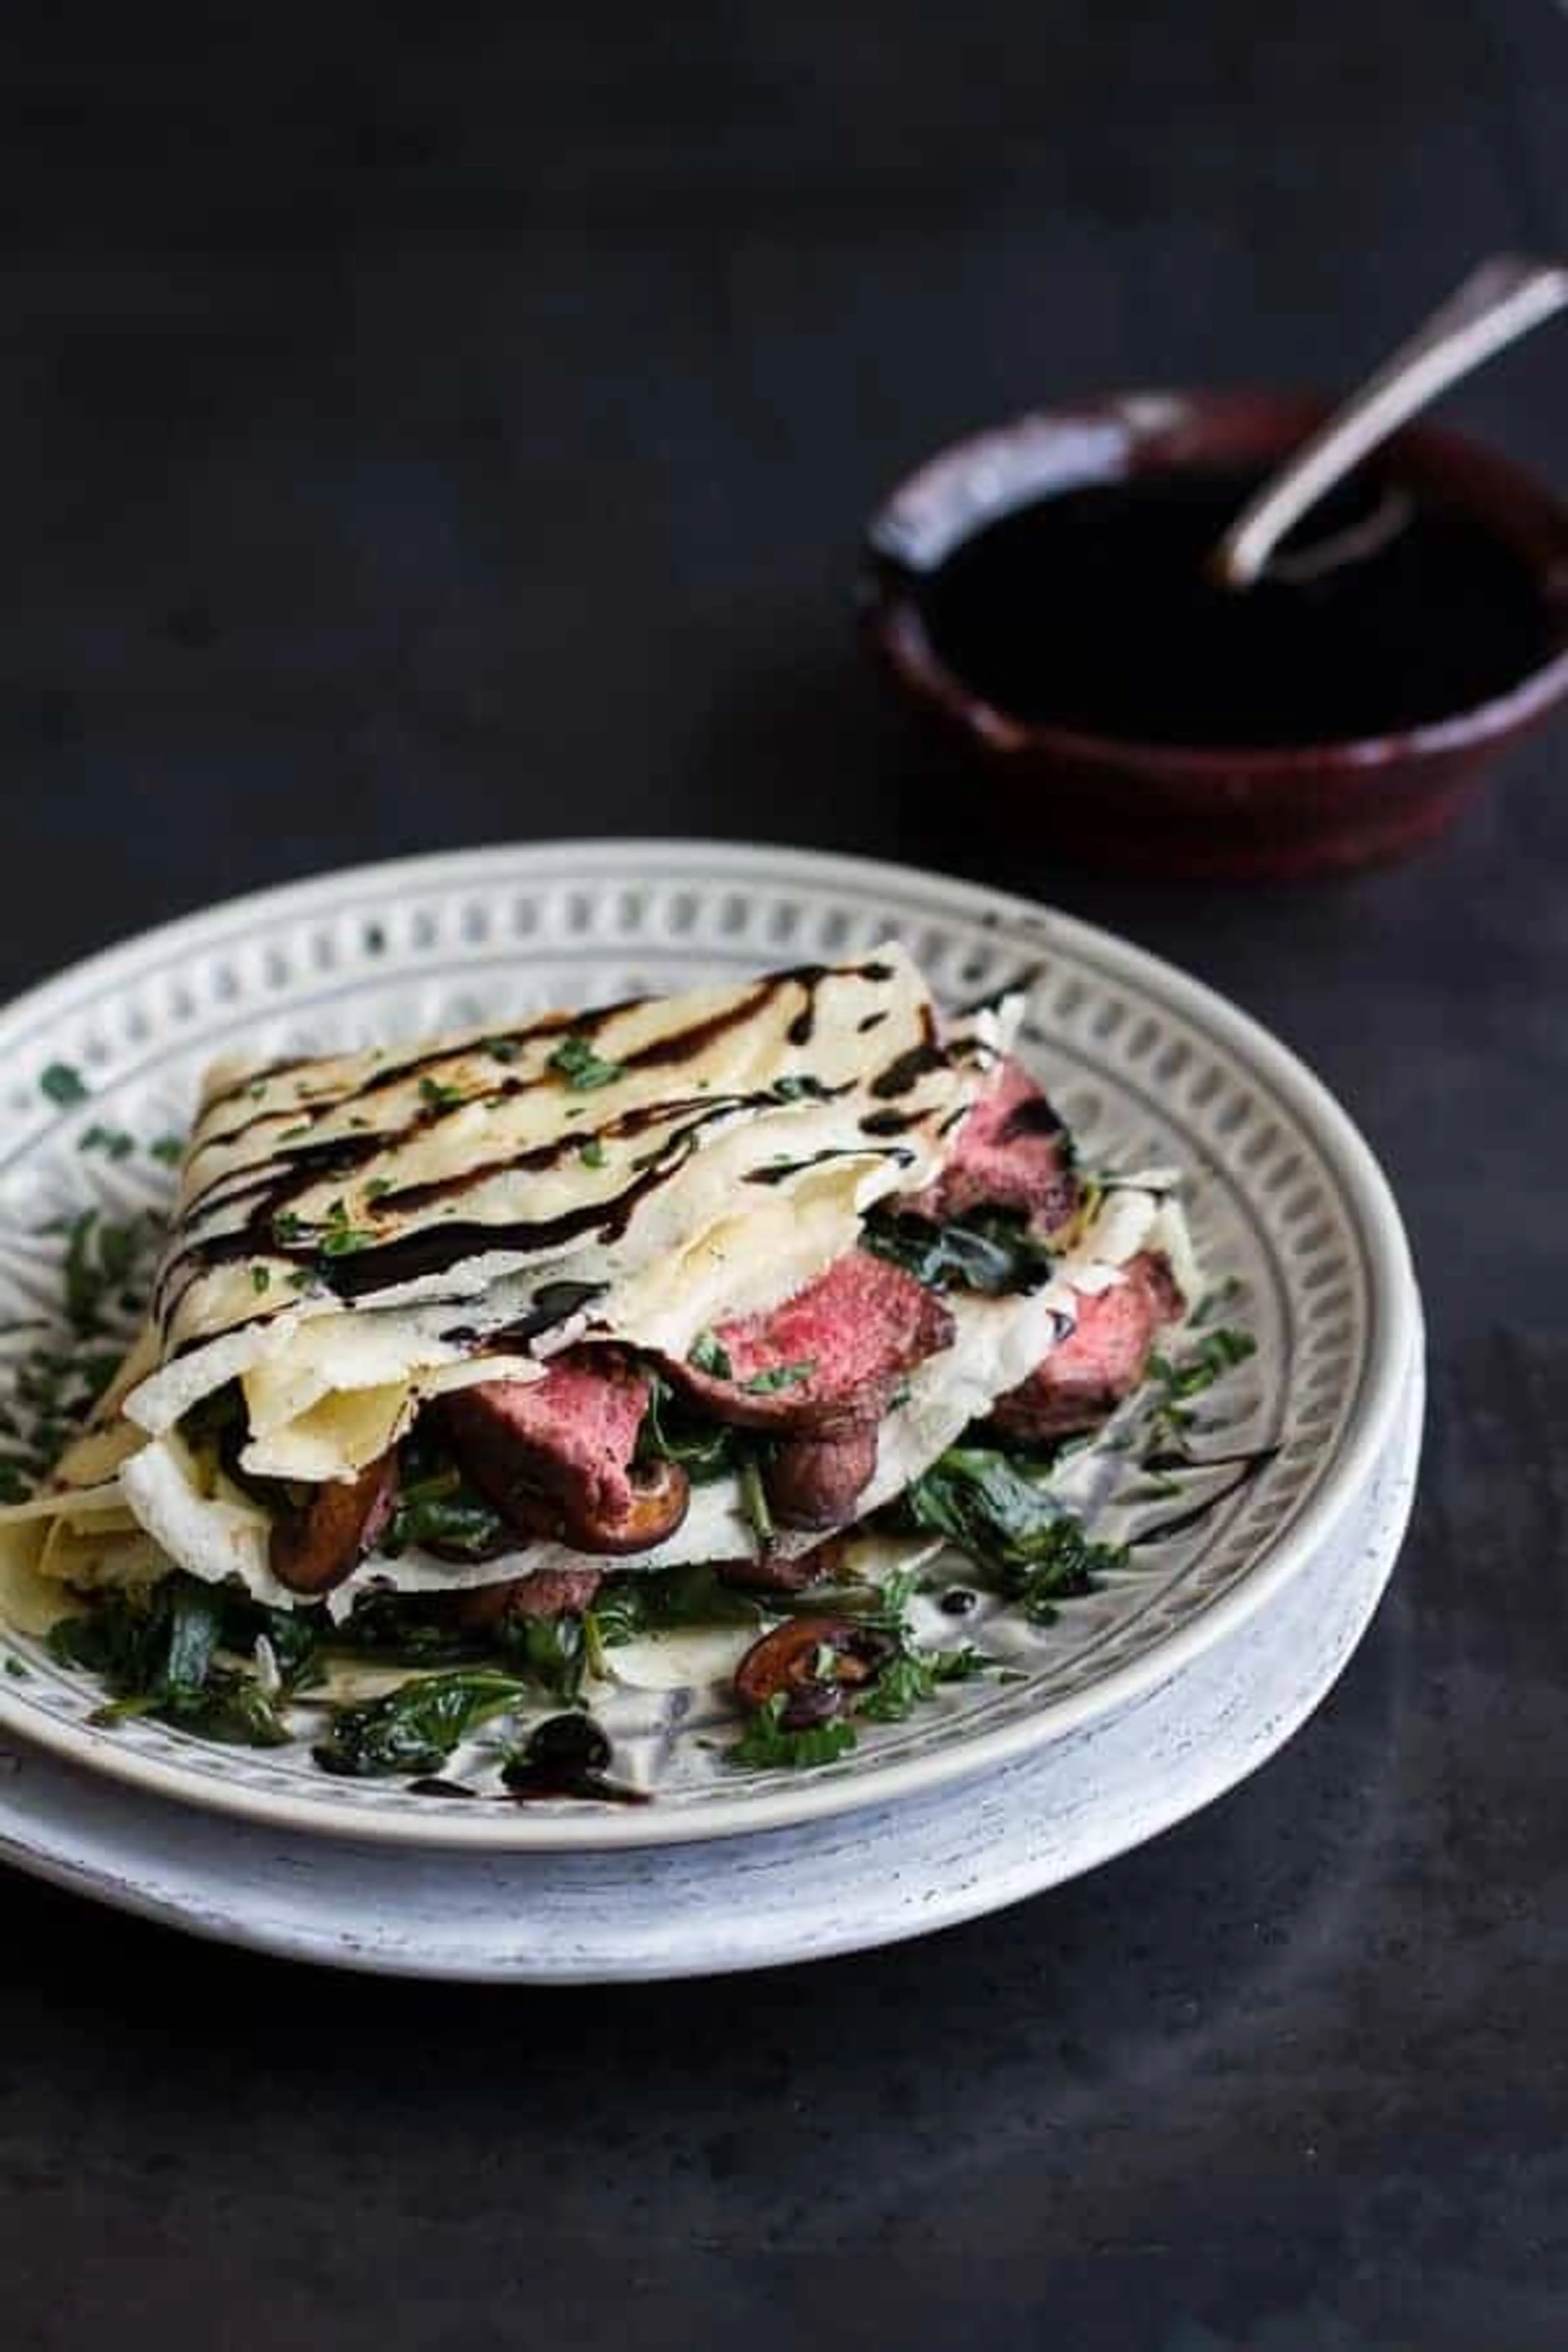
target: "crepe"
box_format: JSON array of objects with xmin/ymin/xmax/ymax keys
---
[{"xmin": 0, "ymin": 946, "xmax": 1194, "ymax": 1620}]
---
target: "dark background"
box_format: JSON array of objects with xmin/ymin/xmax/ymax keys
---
[{"xmin": 2, "ymin": 7, "xmax": 1566, "ymax": 2348}]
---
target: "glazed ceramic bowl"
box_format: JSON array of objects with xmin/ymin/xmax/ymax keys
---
[{"xmin": 861, "ymin": 391, "xmax": 1568, "ymax": 878}]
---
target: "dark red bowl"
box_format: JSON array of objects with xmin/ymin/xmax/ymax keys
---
[{"xmin": 861, "ymin": 391, "xmax": 1568, "ymax": 878}]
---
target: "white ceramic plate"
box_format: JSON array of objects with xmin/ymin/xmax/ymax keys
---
[
  {"xmin": 0, "ymin": 1340, "xmax": 1422, "ymax": 1980},
  {"xmin": 0, "ymin": 842, "xmax": 1419, "ymax": 1851}
]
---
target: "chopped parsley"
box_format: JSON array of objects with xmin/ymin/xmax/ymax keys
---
[
  {"xmin": 80, "ymin": 1124, "xmax": 134, "ymax": 1161},
  {"xmin": 318, "ymin": 1197, "xmax": 378, "ymax": 1257},
  {"xmin": 272, "ymin": 1210, "xmax": 305, "ymax": 1245},
  {"xmin": 149, "ymin": 1135, "xmax": 186, "ymax": 1167},
  {"xmin": 364, "ymin": 1176, "xmax": 394, "ymax": 1201},
  {"xmin": 688, "ymin": 1330, "xmax": 734, "ymax": 1381},
  {"xmin": 857, "ymin": 1644, "xmax": 989, "ymax": 1722},
  {"xmin": 729, "ymin": 1693, "xmax": 857, "ymax": 1770},
  {"xmin": 547, "ymin": 1035, "xmax": 626, "ymax": 1092},
  {"xmin": 250, "ymin": 1265, "xmax": 272, "ymax": 1294},
  {"xmin": 578, "ymin": 1137, "xmax": 607, "ymax": 1169},
  {"xmin": 418, "ymin": 1075, "xmax": 466, "ymax": 1113},
  {"xmin": 483, "ymin": 1038, "xmax": 520, "ymax": 1065},
  {"xmin": 39, "ymin": 1062, "xmax": 88, "ymax": 1107},
  {"xmin": 742, "ymin": 1359, "xmax": 815, "ymax": 1395},
  {"xmin": 1146, "ymin": 1327, "xmax": 1257, "ymax": 1400}
]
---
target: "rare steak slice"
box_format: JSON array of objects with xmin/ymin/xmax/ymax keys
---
[
  {"xmin": 668, "ymin": 1250, "xmax": 955, "ymax": 1435},
  {"xmin": 990, "ymin": 1252, "xmax": 1185, "ymax": 1441},
  {"xmin": 441, "ymin": 1350, "xmax": 689, "ymax": 1556},
  {"xmin": 904, "ymin": 1055, "xmax": 1079, "ymax": 1237}
]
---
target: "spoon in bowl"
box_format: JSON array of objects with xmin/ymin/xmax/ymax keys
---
[{"xmin": 1209, "ymin": 252, "xmax": 1568, "ymax": 590}]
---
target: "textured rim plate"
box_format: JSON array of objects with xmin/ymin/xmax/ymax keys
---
[
  {"xmin": 0, "ymin": 1343, "xmax": 1422, "ymax": 1980},
  {"xmin": 0, "ymin": 841, "xmax": 1419, "ymax": 1851}
]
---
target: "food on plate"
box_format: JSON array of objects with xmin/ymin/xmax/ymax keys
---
[{"xmin": 1, "ymin": 947, "xmax": 1252, "ymax": 1790}]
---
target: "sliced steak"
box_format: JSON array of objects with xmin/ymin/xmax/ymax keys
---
[
  {"xmin": 455, "ymin": 1566, "xmax": 605, "ymax": 1628},
  {"xmin": 764, "ymin": 1423, "xmax": 882, "ymax": 1530},
  {"xmin": 906, "ymin": 1055, "xmax": 1078, "ymax": 1236},
  {"xmin": 990, "ymin": 1251, "xmax": 1184, "ymax": 1441},
  {"xmin": 440, "ymin": 1351, "xmax": 689, "ymax": 1556},
  {"xmin": 668, "ymin": 1250, "xmax": 954, "ymax": 1435},
  {"xmin": 270, "ymin": 1450, "xmax": 398, "ymax": 1596}
]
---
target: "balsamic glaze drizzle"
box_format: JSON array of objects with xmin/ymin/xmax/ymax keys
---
[{"xmin": 157, "ymin": 960, "xmax": 929, "ymax": 1336}]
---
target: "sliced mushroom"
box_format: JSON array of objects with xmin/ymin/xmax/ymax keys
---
[
  {"xmin": 269, "ymin": 1451, "xmax": 398, "ymax": 1596},
  {"xmin": 733, "ymin": 1614, "xmax": 899, "ymax": 1728},
  {"xmin": 479, "ymin": 1455, "xmax": 691, "ymax": 1557},
  {"xmin": 763, "ymin": 1423, "xmax": 880, "ymax": 1530}
]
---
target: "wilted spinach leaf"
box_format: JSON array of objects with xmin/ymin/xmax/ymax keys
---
[
  {"xmin": 895, "ymin": 1446, "xmax": 1126, "ymax": 1621},
  {"xmin": 313, "ymin": 1670, "xmax": 527, "ymax": 1777},
  {"xmin": 863, "ymin": 1205, "xmax": 1055, "ymax": 1297}
]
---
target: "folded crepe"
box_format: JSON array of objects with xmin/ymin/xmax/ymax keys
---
[{"xmin": 1, "ymin": 947, "xmax": 1193, "ymax": 1621}]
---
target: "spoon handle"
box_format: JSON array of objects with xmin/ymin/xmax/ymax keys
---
[{"xmin": 1210, "ymin": 252, "xmax": 1568, "ymax": 590}]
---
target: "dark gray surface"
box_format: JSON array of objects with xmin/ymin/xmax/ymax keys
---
[{"xmin": 2, "ymin": 7, "xmax": 1565, "ymax": 2347}]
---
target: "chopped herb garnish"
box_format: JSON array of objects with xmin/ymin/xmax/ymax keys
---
[
  {"xmin": 771, "ymin": 1074, "xmax": 830, "ymax": 1103},
  {"xmin": 272, "ymin": 1210, "xmax": 305, "ymax": 1244},
  {"xmin": 80, "ymin": 1124, "xmax": 134, "ymax": 1161},
  {"xmin": 277, "ymin": 1123, "xmax": 312, "ymax": 1143},
  {"xmin": 149, "ymin": 1135, "xmax": 186, "ymax": 1166},
  {"xmin": 250, "ymin": 1265, "xmax": 272, "ymax": 1294},
  {"xmin": 547, "ymin": 1035, "xmax": 626, "ymax": 1092},
  {"xmin": 687, "ymin": 1330, "xmax": 734, "ymax": 1381},
  {"xmin": 483, "ymin": 1038, "xmax": 520, "ymax": 1064},
  {"xmin": 40, "ymin": 1062, "xmax": 88, "ymax": 1106},
  {"xmin": 418, "ymin": 1075, "xmax": 465, "ymax": 1113},
  {"xmin": 364, "ymin": 1176, "xmax": 394, "ymax": 1201},
  {"xmin": 319, "ymin": 1198, "xmax": 377, "ymax": 1257},
  {"xmin": 728, "ymin": 1693, "xmax": 857, "ymax": 1770},
  {"xmin": 742, "ymin": 1359, "xmax": 815, "ymax": 1395},
  {"xmin": 857, "ymin": 1644, "xmax": 989, "ymax": 1722},
  {"xmin": 1147, "ymin": 1327, "xmax": 1257, "ymax": 1400},
  {"xmin": 578, "ymin": 1137, "xmax": 606, "ymax": 1169},
  {"xmin": 248, "ymin": 1079, "xmax": 269, "ymax": 1101}
]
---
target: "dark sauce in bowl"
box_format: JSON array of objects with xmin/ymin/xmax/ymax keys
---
[{"xmin": 916, "ymin": 467, "xmax": 1558, "ymax": 748}]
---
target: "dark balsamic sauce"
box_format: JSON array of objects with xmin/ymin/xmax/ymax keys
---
[
  {"xmin": 917, "ymin": 467, "xmax": 1557, "ymax": 746},
  {"xmin": 160, "ymin": 958, "xmax": 918, "ymax": 1334},
  {"xmin": 500, "ymin": 1714, "xmax": 647, "ymax": 1805},
  {"xmin": 405, "ymin": 1718, "xmax": 647, "ymax": 1806}
]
